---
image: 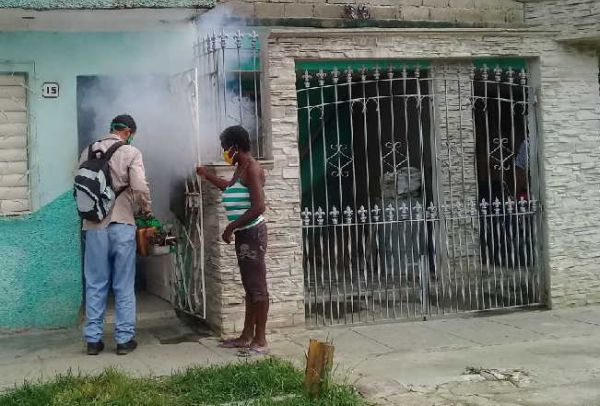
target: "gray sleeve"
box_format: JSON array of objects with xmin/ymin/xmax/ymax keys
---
[{"xmin": 129, "ymin": 148, "xmax": 152, "ymax": 213}]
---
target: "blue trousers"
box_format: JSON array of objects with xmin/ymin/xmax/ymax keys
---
[{"xmin": 83, "ymin": 223, "xmax": 136, "ymax": 344}]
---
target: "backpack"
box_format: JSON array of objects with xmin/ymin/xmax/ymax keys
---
[{"xmin": 74, "ymin": 140, "xmax": 125, "ymax": 223}]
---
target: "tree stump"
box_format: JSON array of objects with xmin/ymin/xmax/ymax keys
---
[{"xmin": 304, "ymin": 339, "xmax": 335, "ymax": 398}]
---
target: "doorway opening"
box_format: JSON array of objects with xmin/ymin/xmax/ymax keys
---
[{"xmin": 76, "ymin": 73, "xmax": 203, "ymax": 322}]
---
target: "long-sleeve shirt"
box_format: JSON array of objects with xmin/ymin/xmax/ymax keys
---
[{"xmin": 79, "ymin": 134, "xmax": 152, "ymax": 231}]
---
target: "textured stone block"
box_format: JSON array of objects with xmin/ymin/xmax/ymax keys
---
[
  {"xmin": 226, "ymin": 0, "xmax": 255, "ymax": 16},
  {"xmin": 284, "ymin": 3, "xmax": 314, "ymax": 18},
  {"xmin": 255, "ymin": 2, "xmax": 285, "ymax": 18},
  {"xmin": 0, "ymin": 199, "xmax": 29, "ymax": 214},
  {"xmin": 402, "ymin": 5, "xmax": 430, "ymax": 21},
  {"xmin": 370, "ymin": 5, "xmax": 400, "ymax": 20},
  {"xmin": 313, "ymin": 3, "xmax": 345, "ymax": 19},
  {"xmin": 429, "ymin": 6, "xmax": 458, "ymax": 22},
  {"xmin": 449, "ymin": 0, "xmax": 474, "ymax": 9},
  {"xmin": 423, "ymin": 0, "xmax": 449, "ymax": 8}
]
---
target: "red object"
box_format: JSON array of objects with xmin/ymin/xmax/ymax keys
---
[{"xmin": 136, "ymin": 227, "xmax": 156, "ymax": 256}]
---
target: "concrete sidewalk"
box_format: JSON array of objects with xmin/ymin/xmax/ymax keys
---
[{"xmin": 2, "ymin": 306, "xmax": 600, "ymax": 405}]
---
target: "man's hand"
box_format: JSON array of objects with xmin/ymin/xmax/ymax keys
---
[
  {"xmin": 222, "ymin": 224, "xmax": 234, "ymax": 244},
  {"xmin": 196, "ymin": 165, "xmax": 208, "ymax": 178}
]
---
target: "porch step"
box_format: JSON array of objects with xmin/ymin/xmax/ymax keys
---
[{"xmin": 105, "ymin": 291, "xmax": 175, "ymax": 326}]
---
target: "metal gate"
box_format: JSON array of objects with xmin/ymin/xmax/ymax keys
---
[
  {"xmin": 297, "ymin": 62, "xmax": 543, "ymax": 326},
  {"xmin": 172, "ymin": 29, "xmax": 263, "ymax": 319},
  {"xmin": 169, "ymin": 69, "xmax": 206, "ymax": 319},
  {"xmin": 197, "ymin": 30, "xmax": 263, "ymax": 161}
]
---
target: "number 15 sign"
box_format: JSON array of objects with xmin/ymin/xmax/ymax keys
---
[{"xmin": 42, "ymin": 82, "xmax": 59, "ymax": 98}]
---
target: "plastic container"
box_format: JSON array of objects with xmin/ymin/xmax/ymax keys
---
[{"xmin": 150, "ymin": 245, "xmax": 170, "ymax": 256}]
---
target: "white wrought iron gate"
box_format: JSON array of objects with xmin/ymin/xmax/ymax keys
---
[
  {"xmin": 297, "ymin": 62, "xmax": 543, "ymax": 326},
  {"xmin": 172, "ymin": 29, "xmax": 262, "ymax": 319},
  {"xmin": 169, "ymin": 69, "xmax": 206, "ymax": 319}
]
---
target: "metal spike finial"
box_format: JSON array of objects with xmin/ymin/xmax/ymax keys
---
[
  {"xmin": 315, "ymin": 207, "xmax": 325, "ymax": 225},
  {"xmin": 482, "ymin": 64, "xmax": 489, "ymax": 81},
  {"xmin": 413, "ymin": 201, "xmax": 423, "ymax": 220},
  {"xmin": 250, "ymin": 31, "xmax": 259, "ymax": 49},
  {"xmin": 316, "ymin": 69, "xmax": 327, "ymax": 86},
  {"xmin": 371, "ymin": 205, "xmax": 381, "ymax": 222},
  {"xmin": 303, "ymin": 70, "xmax": 312, "ymax": 89},
  {"xmin": 414, "ymin": 64, "xmax": 421, "ymax": 79},
  {"xmin": 468, "ymin": 199, "xmax": 477, "ymax": 216},
  {"xmin": 332, "ymin": 67, "xmax": 340, "ymax": 84},
  {"xmin": 518, "ymin": 197, "xmax": 527, "ymax": 213},
  {"xmin": 373, "ymin": 66, "xmax": 381, "ymax": 80},
  {"xmin": 302, "ymin": 207, "xmax": 312, "ymax": 225},
  {"xmin": 359, "ymin": 66, "xmax": 367, "ymax": 82},
  {"xmin": 427, "ymin": 202, "xmax": 438, "ymax": 219},
  {"xmin": 388, "ymin": 65, "xmax": 394, "ymax": 79},
  {"xmin": 233, "ymin": 30, "xmax": 243, "ymax": 48},
  {"xmin": 401, "ymin": 65, "xmax": 407, "ymax": 79},
  {"xmin": 494, "ymin": 65, "xmax": 502, "ymax": 82},
  {"xmin": 399, "ymin": 202, "xmax": 409, "ymax": 220},
  {"xmin": 505, "ymin": 197, "xmax": 515, "ymax": 214},
  {"xmin": 344, "ymin": 206, "xmax": 354, "ymax": 224},
  {"xmin": 493, "ymin": 198, "xmax": 502, "ymax": 214},
  {"xmin": 219, "ymin": 29, "xmax": 228, "ymax": 49},
  {"xmin": 507, "ymin": 66, "xmax": 515, "ymax": 84},
  {"xmin": 530, "ymin": 198, "xmax": 538, "ymax": 213},
  {"xmin": 210, "ymin": 32, "xmax": 217, "ymax": 52},
  {"xmin": 205, "ymin": 36, "xmax": 212, "ymax": 53},
  {"xmin": 385, "ymin": 204, "xmax": 396, "ymax": 221},
  {"xmin": 358, "ymin": 206, "xmax": 367, "ymax": 223},
  {"xmin": 345, "ymin": 67, "xmax": 353, "ymax": 83},
  {"xmin": 330, "ymin": 206, "xmax": 340, "ymax": 225},
  {"xmin": 480, "ymin": 198, "xmax": 489, "ymax": 215},
  {"xmin": 469, "ymin": 65, "xmax": 476, "ymax": 81},
  {"xmin": 519, "ymin": 68, "xmax": 528, "ymax": 85}
]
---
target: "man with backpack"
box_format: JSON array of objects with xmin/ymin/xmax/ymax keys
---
[{"xmin": 74, "ymin": 114, "xmax": 152, "ymax": 355}]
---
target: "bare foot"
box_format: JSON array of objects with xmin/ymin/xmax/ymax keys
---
[
  {"xmin": 238, "ymin": 344, "xmax": 270, "ymax": 357},
  {"xmin": 250, "ymin": 339, "xmax": 268, "ymax": 348},
  {"xmin": 219, "ymin": 337, "xmax": 252, "ymax": 348}
]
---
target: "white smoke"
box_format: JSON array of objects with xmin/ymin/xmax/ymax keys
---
[
  {"xmin": 194, "ymin": 5, "xmax": 262, "ymax": 163},
  {"xmin": 76, "ymin": 4, "xmax": 259, "ymax": 221},
  {"xmin": 77, "ymin": 73, "xmax": 198, "ymax": 222}
]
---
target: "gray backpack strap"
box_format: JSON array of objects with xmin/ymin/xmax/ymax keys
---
[{"xmin": 104, "ymin": 141, "xmax": 125, "ymax": 161}]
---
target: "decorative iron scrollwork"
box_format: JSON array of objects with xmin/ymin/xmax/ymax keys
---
[
  {"xmin": 328, "ymin": 144, "xmax": 353, "ymax": 178},
  {"xmin": 344, "ymin": 4, "xmax": 370, "ymax": 20}
]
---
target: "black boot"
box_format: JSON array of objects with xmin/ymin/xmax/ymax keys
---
[
  {"xmin": 116, "ymin": 339, "xmax": 138, "ymax": 355},
  {"xmin": 87, "ymin": 341, "xmax": 105, "ymax": 356}
]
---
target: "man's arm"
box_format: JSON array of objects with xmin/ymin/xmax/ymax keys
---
[{"xmin": 129, "ymin": 149, "xmax": 152, "ymax": 214}]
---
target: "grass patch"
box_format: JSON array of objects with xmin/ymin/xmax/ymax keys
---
[{"xmin": 0, "ymin": 358, "xmax": 364, "ymax": 406}]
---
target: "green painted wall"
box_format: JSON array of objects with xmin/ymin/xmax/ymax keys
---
[
  {"xmin": 0, "ymin": 30, "xmax": 195, "ymax": 329},
  {"xmin": 0, "ymin": 192, "xmax": 80, "ymax": 329},
  {"xmin": 0, "ymin": 30, "xmax": 196, "ymax": 209}
]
